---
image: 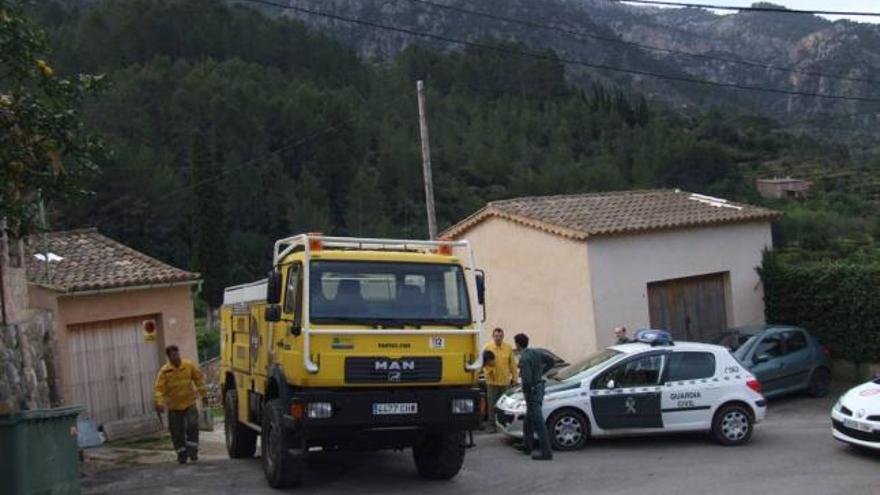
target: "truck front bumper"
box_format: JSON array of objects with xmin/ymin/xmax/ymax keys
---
[{"xmin": 282, "ymin": 388, "xmax": 481, "ymax": 448}]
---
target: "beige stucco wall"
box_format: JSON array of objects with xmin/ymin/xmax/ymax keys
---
[
  {"xmin": 28, "ymin": 284, "xmax": 197, "ymax": 405},
  {"xmin": 587, "ymin": 221, "xmax": 773, "ymax": 350},
  {"xmin": 454, "ymin": 216, "xmax": 595, "ymax": 363}
]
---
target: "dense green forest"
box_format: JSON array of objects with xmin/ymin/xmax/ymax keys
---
[{"xmin": 25, "ymin": 0, "xmax": 880, "ymax": 306}]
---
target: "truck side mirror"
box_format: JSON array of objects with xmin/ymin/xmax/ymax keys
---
[
  {"xmin": 475, "ymin": 271, "xmax": 486, "ymax": 305},
  {"xmin": 266, "ymin": 269, "xmax": 282, "ymax": 304},
  {"xmin": 264, "ymin": 305, "xmax": 281, "ymax": 322}
]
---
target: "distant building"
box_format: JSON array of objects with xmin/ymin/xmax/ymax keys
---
[
  {"xmin": 27, "ymin": 229, "xmax": 200, "ymax": 425},
  {"xmin": 756, "ymin": 177, "xmax": 812, "ymax": 199},
  {"xmin": 442, "ymin": 190, "xmax": 781, "ymax": 362}
]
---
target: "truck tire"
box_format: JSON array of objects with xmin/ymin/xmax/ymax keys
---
[
  {"xmin": 412, "ymin": 431, "xmax": 466, "ymax": 481},
  {"xmin": 262, "ymin": 399, "xmax": 305, "ymax": 488},
  {"xmin": 224, "ymin": 389, "xmax": 257, "ymax": 458}
]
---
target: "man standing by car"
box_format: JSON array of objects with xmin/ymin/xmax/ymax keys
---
[
  {"xmin": 514, "ymin": 333, "xmax": 554, "ymax": 461},
  {"xmin": 484, "ymin": 327, "xmax": 518, "ymax": 433},
  {"xmin": 154, "ymin": 345, "xmax": 207, "ymax": 464},
  {"xmin": 614, "ymin": 326, "xmax": 631, "ymax": 344}
]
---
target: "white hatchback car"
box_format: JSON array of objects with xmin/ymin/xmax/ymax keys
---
[
  {"xmin": 831, "ymin": 377, "xmax": 880, "ymax": 450},
  {"xmin": 495, "ymin": 330, "xmax": 767, "ymax": 450}
]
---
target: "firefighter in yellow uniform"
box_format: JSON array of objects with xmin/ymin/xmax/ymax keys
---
[
  {"xmin": 153, "ymin": 344, "xmax": 207, "ymax": 464},
  {"xmin": 483, "ymin": 327, "xmax": 518, "ymax": 433}
]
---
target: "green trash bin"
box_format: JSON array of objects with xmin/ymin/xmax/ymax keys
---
[{"xmin": 0, "ymin": 406, "xmax": 84, "ymax": 495}]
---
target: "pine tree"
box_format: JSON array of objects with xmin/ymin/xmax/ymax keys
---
[{"xmin": 190, "ymin": 130, "xmax": 228, "ymax": 310}]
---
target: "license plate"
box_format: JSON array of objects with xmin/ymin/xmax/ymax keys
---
[
  {"xmin": 843, "ymin": 418, "xmax": 873, "ymax": 432},
  {"xmin": 372, "ymin": 402, "xmax": 418, "ymax": 415}
]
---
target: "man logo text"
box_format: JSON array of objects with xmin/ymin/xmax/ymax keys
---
[{"xmin": 374, "ymin": 360, "xmax": 416, "ymax": 371}]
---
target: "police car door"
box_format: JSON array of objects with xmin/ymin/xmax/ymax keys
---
[
  {"xmin": 661, "ymin": 350, "xmax": 720, "ymax": 431},
  {"xmin": 590, "ymin": 352, "xmax": 666, "ymax": 430}
]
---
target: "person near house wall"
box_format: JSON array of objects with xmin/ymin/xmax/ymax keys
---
[
  {"xmin": 483, "ymin": 327, "xmax": 518, "ymax": 433},
  {"xmin": 614, "ymin": 326, "xmax": 631, "ymax": 345},
  {"xmin": 154, "ymin": 344, "xmax": 207, "ymax": 464}
]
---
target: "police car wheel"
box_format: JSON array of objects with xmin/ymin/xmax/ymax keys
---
[
  {"xmin": 548, "ymin": 409, "xmax": 588, "ymax": 451},
  {"xmin": 712, "ymin": 404, "xmax": 753, "ymax": 446}
]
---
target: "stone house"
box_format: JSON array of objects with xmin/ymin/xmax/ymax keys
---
[{"xmin": 26, "ymin": 229, "xmax": 200, "ymax": 425}]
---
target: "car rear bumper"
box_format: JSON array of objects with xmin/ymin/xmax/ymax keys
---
[{"xmin": 753, "ymin": 399, "xmax": 767, "ymax": 423}]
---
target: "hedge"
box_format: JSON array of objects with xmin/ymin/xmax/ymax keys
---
[{"xmin": 759, "ymin": 251, "xmax": 880, "ymax": 363}]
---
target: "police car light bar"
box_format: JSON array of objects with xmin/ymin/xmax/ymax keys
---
[{"xmin": 634, "ymin": 329, "xmax": 674, "ymax": 346}]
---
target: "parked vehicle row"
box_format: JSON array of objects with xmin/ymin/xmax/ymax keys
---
[{"xmin": 495, "ymin": 327, "xmax": 878, "ymax": 455}]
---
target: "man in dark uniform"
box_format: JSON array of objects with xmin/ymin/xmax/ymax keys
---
[{"xmin": 514, "ymin": 333, "xmax": 554, "ymax": 461}]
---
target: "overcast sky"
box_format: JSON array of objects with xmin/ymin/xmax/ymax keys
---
[{"xmin": 640, "ymin": 1, "xmax": 880, "ymax": 23}]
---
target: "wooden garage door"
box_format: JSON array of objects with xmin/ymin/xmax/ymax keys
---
[
  {"xmin": 68, "ymin": 317, "xmax": 161, "ymax": 425},
  {"xmin": 648, "ymin": 273, "xmax": 728, "ymax": 342}
]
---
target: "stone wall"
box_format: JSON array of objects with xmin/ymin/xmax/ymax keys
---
[
  {"xmin": 0, "ymin": 310, "xmax": 60, "ymax": 413},
  {"xmin": 200, "ymin": 356, "xmax": 221, "ymax": 408}
]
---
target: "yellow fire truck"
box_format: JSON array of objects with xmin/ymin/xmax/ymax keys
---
[{"xmin": 220, "ymin": 234, "xmax": 485, "ymax": 487}]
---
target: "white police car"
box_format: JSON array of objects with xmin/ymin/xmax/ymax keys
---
[
  {"xmin": 831, "ymin": 377, "xmax": 880, "ymax": 450},
  {"xmin": 495, "ymin": 330, "xmax": 767, "ymax": 450}
]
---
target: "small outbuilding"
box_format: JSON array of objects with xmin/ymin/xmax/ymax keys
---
[
  {"xmin": 442, "ymin": 190, "xmax": 781, "ymax": 362},
  {"xmin": 26, "ymin": 229, "xmax": 200, "ymax": 425}
]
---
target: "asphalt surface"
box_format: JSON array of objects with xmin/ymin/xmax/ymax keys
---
[{"xmin": 82, "ymin": 389, "xmax": 879, "ymax": 495}]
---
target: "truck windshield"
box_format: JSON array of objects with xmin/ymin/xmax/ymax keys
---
[{"xmin": 309, "ymin": 261, "xmax": 471, "ymax": 326}]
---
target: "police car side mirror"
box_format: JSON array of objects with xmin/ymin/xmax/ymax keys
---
[
  {"xmin": 264, "ymin": 305, "xmax": 281, "ymax": 322},
  {"xmin": 606, "ymin": 379, "xmax": 616, "ymax": 389}
]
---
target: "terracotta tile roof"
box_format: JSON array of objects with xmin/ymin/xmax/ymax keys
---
[
  {"xmin": 26, "ymin": 228, "xmax": 199, "ymax": 292},
  {"xmin": 441, "ymin": 189, "xmax": 781, "ymax": 240}
]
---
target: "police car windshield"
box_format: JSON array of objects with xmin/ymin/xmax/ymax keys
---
[
  {"xmin": 552, "ymin": 349, "xmax": 621, "ymax": 381},
  {"xmin": 308, "ymin": 261, "xmax": 471, "ymax": 326}
]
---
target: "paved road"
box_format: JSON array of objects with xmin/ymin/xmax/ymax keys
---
[{"xmin": 82, "ymin": 391, "xmax": 878, "ymax": 495}]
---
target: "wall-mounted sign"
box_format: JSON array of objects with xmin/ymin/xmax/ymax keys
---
[{"xmin": 142, "ymin": 319, "xmax": 157, "ymax": 342}]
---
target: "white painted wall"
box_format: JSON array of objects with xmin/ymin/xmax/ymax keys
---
[
  {"xmin": 455, "ymin": 217, "xmax": 595, "ymax": 362},
  {"xmin": 587, "ymin": 222, "xmax": 773, "ymax": 350}
]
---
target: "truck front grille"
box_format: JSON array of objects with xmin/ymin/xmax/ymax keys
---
[{"xmin": 345, "ymin": 357, "xmax": 443, "ymax": 384}]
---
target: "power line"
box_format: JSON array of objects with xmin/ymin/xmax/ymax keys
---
[
  {"xmin": 404, "ymin": 0, "xmax": 880, "ymax": 86},
  {"xmin": 607, "ymin": 0, "xmax": 880, "ymax": 18},
  {"xmin": 242, "ymin": 0, "xmax": 880, "ymax": 102}
]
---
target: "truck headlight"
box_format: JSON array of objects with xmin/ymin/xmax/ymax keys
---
[
  {"xmin": 306, "ymin": 402, "xmax": 333, "ymax": 419},
  {"xmin": 452, "ymin": 398, "xmax": 475, "ymax": 414}
]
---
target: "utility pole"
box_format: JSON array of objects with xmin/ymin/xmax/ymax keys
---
[
  {"xmin": 416, "ymin": 80, "xmax": 438, "ymax": 240},
  {"xmin": 38, "ymin": 190, "xmax": 51, "ymax": 284}
]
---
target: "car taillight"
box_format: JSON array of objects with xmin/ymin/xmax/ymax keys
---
[{"xmin": 746, "ymin": 379, "xmax": 763, "ymax": 394}]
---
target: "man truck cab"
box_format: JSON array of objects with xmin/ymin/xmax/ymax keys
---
[{"xmin": 220, "ymin": 234, "xmax": 485, "ymax": 487}]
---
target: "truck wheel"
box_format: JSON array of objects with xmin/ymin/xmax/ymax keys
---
[
  {"xmin": 224, "ymin": 389, "xmax": 257, "ymax": 458},
  {"xmin": 262, "ymin": 399, "xmax": 304, "ymax": 488},
  {"xmin": 413, "ymin": 431, "xmax": 465, "ymax": 480},
  {"xmin": 711, "ymin": 403, "xmax": 753, "ymax": 446}
]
